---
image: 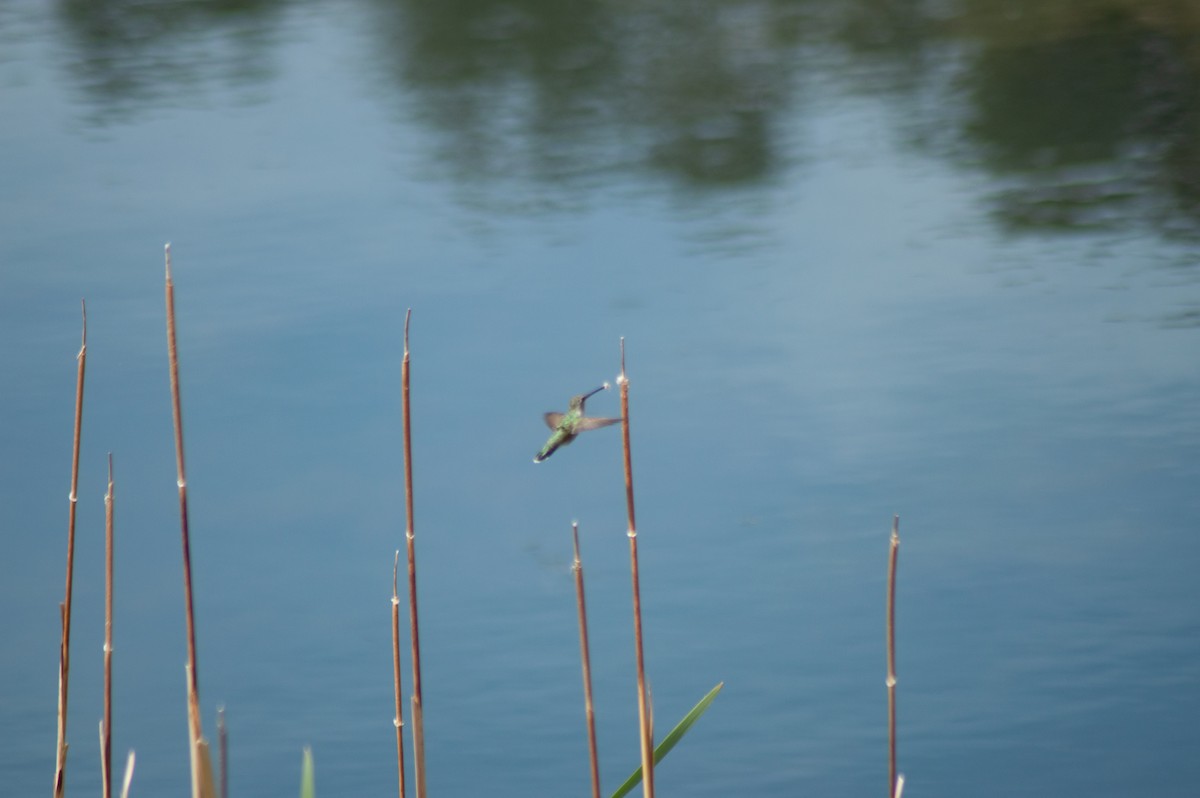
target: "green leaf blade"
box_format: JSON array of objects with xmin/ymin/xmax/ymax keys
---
[
  {"xmin": 300, "ymin": 746, "xmax": 315, "ymax": 798},
  {"xmin": 609, "ymin": 682, "xmax": 724, "ymax": 798}
]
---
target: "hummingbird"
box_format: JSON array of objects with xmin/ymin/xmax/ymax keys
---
[{"xmin": 534, "ymin": 383, "xmax": 620, "ymax": 463}]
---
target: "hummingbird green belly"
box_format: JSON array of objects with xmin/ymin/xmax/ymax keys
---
[{"xmin": 534, "ymin": 383, "xmax": 619, "ymax": 462}]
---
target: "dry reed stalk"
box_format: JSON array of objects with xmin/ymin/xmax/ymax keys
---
[
  {"xmin": 164, "ymin": 244, "xmax": 216, "ymax": 798},
  {"xmin": 571, "ymin": 522, "xmax": 602, "ymax": 798},
  {"xmin": 101, "ymin": 454, "xmax": 114, "ymax": 798},
  {"xmin": 617, "ymin": 338, "xmax": 654, "ymax": 798},
  {"xmin": 53, "ymin": 299, "xmax": 87, "ymax": 798},
  {"xmin": 392, "ymin": 551, "xmax": 407, "ymax": 798},
  {"xmin": 217, "ymin": 707, "xmax": 227, "ymax": 798},
  {"xmin": 886, "ymin": 515, "xmax": 900, "ymax": 798},
  {"xmin": 400, "ymin": 309, "xmax": 427, "ymax": 798}
]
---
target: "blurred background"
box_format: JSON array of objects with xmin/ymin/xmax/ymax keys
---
[{"xmin": 2, "ymin": 1, "xmax": 1198, "ymax": 795}]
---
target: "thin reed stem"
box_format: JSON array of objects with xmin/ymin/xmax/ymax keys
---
[
  {"xmin": 102, "ymin": 454, "xmax": 114, "ymax": 798},
  {"xmin": 618, "ymin": 338, "xmax": 654, "ymax": 798},
  {"xmin": 572, "ymin": 523, "xmax": 602, "ymax": 798},
  {"xmin": 54, "ymin": 299, "xmax": 87, "ymax": 798},
  {"xmin": 886, "ymin": 515, "xmax": 900, "ymax": 798},
  {"xmin": 400, "ymin": 309, "xmax": 427, "ymax": 798},
  {"xmin": 217, "ymin": 707, "xmax": 227, "ymax": 798},
  {"xmin": 392, "ymin": 551, "xmax": 407, "ymax": 798},
  {"xmin": 165, "ymin": 244, "xmax": 213, "ymax": 798},
  {"xmin": 119, "ymin": 751, "xmax": 135, "ymax": 798}
]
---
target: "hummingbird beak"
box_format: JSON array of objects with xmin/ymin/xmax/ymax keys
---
[{"xmin": 582, "ymin": 383, "xmax": 609, "ymax": 400}]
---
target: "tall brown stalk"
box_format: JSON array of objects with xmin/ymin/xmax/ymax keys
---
[
  {"xmin": 886, "ymin": 514, "xmax": 900, "ymax": 798},
  {"xmin": 571, "ymin": 522, "xmax": 602, "ymax": 798},
  {"xmin": 400, "ymin": 309, "xmax": 427, "ymax": 798},
  {"xmin": 391, "ymin": 551, "xmax": 407, "ymax": 798},
  {"xmin": 618, "ymin": 338, "xmax": 654, "ymax": 798},
  {"xmin": 217, "ymin": 707, "xmax": 227, "ymax": 798},
  {"xmin": 164, "ymin": 244, "xmax": 216, "ymax": 798},
  {"xmin": 101, "ymin": 454, "xmax": 115, "ymax": 798},
  {"xmin": 53, "ymin": 299, "xmax": 87, "ymax": 798}
]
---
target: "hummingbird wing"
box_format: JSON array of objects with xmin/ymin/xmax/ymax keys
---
[
  {"xmin": 576, "ymin": 416, "xmax": 620, "ymax": 431},
  {"xmin": 544, "ymin": 412, "xmax": 564, "ymax": 430}
]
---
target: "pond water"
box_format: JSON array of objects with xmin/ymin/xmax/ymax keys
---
[{"xmin": 2, "ymin": 2, "xmax": 1199, "ymax": 796}]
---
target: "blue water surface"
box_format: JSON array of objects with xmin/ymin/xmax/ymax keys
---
[{"xmin": 2, "ymin": 2, "xmax": 1198, "ymax": 796}]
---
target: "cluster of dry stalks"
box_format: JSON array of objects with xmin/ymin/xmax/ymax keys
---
[{"xmin": 48, "ymin": 246, "xmax": 902, "ymax": 798}]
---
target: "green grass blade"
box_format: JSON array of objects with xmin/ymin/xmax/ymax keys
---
[
  {"xmin": 609, "ymin": 682, "xmax": 723, "ymax": 798},
  {"xmin": 300, "ymin": 746, "xmax": 315, "ymax": 798}
]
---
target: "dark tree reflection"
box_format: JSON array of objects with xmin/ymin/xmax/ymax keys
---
[
  {"xmin": 370, "ymin": 0, "xmax": 807, "ymax": 190},
  {"xmin": 47, "ymin": 0, "xmax": 1200, "ymax": 236},
  {"xmin": 958, "ymin": 5, "xmax": 1200, "ymax": 238},
  {"xmin": 56, "ymin": 0, "xmax": 290, "ymax": 123}
]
